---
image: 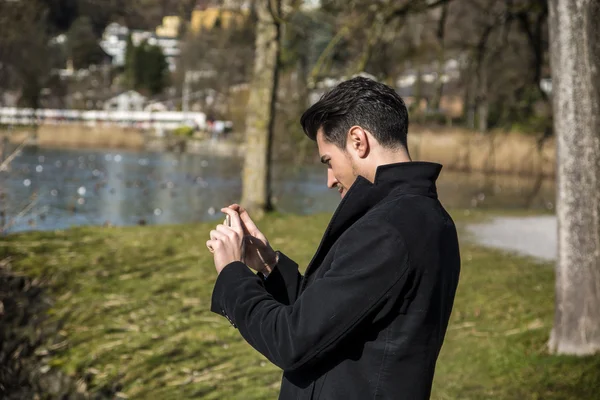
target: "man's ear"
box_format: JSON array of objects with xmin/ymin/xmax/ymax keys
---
[{"xmin": 347, "ymin": 126, "xmax": 370, "ymax": 158}]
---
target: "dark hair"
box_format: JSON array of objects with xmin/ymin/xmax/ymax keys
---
[{"xmin": 300, "ymin": 76, "xmax": 409, "ymax": 150}]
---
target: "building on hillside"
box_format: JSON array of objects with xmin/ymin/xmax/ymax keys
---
[
  {"xmin": 190, "ymin": 0, "xmax": 250, "ymax": 33},
  {"xmin": 103, "ymin": 90, "xmax": 147, "ymax": 111},
  {"xmin": 301, "ymin": 0, "xmax": 321, "ymax": 11},
  {"xmin": 144, "ymin": 93, "xmax": 177, "ymax": 112},
  {"xmin": 144, "ymin": 102, "xmax": 168, "ymax": 112},
  {"xmin": 156, "ymin": 16, "xmax": 182, "ymax": 38},
  {"xmin": 395, "ymin": 59, "xmax": 464, "ymax": 118},
  {"xmin": 308, "ymin": 72, "xmax": 378, "ymax": 105},
  {"xmin": 100, "ymin": 22, "xmax": 180, "ymax": 72},
  {"xmin": 308, "ymin": 64, "xmax": 465, "ymax": 120},
  {"xmin": 100, "ymin": 23, "xmax": 130, "ymax": 66}
]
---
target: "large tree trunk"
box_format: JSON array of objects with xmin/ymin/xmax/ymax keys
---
[
  {"xmin": 240, "ymin": 0, "xmax": 282, "ymax": 216},
  {"xmin": 548, "ymin": 0, "xmax": 600, "ymax": 355}
]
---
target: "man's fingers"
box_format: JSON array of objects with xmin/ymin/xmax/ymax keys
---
[
  {"xmin": 225, "ymin": 204, "xmax": 262, "ymax": 238},
  {"xmin": 236, "ymin": 207, "xmax": 261, "ymax": 234},
  {"xmin": 221, "ymin": 208, "xmax": 243, "ymax": 231},
  {"xmin": 227, "ymin": 204, "xmax": 241, "ymax": 212},
  {"xmin": 244, "ymin": 235, "xmax": 266, "ymax": 249},
  {"xmin": 215, "ymin": 224, "xmax": 241, "ymax": 241},
  {"xmin": 206, "ymin": 239, "xmax": 215, "ymax": 252},
  {"xmin": 210, "ymin": 230, "xmax": 226, "ymax": 241}
]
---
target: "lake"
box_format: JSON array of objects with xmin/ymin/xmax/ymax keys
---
[{"xmin": 0, "ymin": 145, "xmax": 555, "ymax": 233}]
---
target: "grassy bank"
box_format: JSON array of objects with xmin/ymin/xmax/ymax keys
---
[{"xmin": 1, "ymin": 211, "xmax": 598, "ymax": 399}]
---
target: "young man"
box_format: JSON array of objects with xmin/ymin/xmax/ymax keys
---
[{"xmin": 207, "ymin": 77, "xmax": 461, "ymax": 399}]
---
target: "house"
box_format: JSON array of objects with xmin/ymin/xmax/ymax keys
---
[
  {"xmin": 100, "ymin": 23, "xmax": 129, "ymax": 66},
  {"xmin": 144, "ymin": 100, "xmax": 173, "ymax": 112},
  {"xmin": 395, "ymin": 59, "xmax": 464, "ymax": 117},
  {"xmin": 103, "ymin": 91, "xmax": 147, "ymax": 111},
  {"xmin": 308, "ymin": 66, "xmax": 465, "ymax": 119},
  {"xmin": 308, "ymin": 72, "xmax": 378, "ymax": 105},
  {"xmin": 100, "ymin": 22, "xmax": 180, "ymax": 72},
  {"xmin": 190, "ymin": 0, "xmax": 250, "ymax": 33},
  {"xmin": 301, "ymin": 0, "xmax": 321, "ymax": 11},
  {"xmin": 156, "ymin": 16, "xmax": 182, "ymax": 38}
]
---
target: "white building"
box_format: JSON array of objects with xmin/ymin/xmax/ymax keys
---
[
  {"xmin": 100, "ymin": 23, "xmax": 180, "ymax": 72},
  {"xmin": 100, "ymin": 23, "xmax": 129, "ymax": 66},
  {"xmin": 103, "ymin": 90, "xmax": 147, "ymax": 111}
]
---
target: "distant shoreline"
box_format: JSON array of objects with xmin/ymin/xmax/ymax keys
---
[
  {"xmin": 2, "ymin": 125, "xmax": 246, "ymax": 158},
  {"xmin": 2, "ymin": 125, "xmax": 555, "ymax": 177}
]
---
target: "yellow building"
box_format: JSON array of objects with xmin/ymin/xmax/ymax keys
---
[
  {"xmin": 190, "ymin": 6, "xmax": 249, "ymax": 33},
  {"xmin": 156, "ymin": 16, "xmax": 182, "ymax": 38}
]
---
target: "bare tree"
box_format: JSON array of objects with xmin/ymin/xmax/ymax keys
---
[
  {"xmin": 429, "ymin": 0, "xmax": 450, "ymax": 112},
  {"xmin": 240, "ymin": 0, "xmax": 291, "ymax": 215},
  {"xmin": 0, "ymin": 1, "xmax": 54, "ymax": 108},
  {"xmin": 548, "ymin": 0, "xmax": 600, "ymax": 355}
]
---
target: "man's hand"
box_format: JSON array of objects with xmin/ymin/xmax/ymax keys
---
[
  {"xmin": 206, "ymin": 209, "xmax": 244, "ymax": 274},
  {"xmin": 226, "ymin": 204, "xmax": 278, "ymax": 276}
]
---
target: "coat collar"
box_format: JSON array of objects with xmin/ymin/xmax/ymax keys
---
[{"xmin": 304, "ymin": 162, "xmax": 442, "ymax": 276}]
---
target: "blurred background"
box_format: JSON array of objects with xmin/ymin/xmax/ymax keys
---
[{"xmin": 0, "ymin": 0, "xmax": 554, "ymax": 233}]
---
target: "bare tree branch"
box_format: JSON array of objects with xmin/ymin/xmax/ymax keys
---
[{"xmin": 0, "ymin": 136, "xmax": 31, "ymax": 172}]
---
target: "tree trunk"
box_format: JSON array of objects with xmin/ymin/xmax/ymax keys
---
[
  {"xmin": 429, "ymin": 1, "xmax": 449, "ymax": 111},
  {"xmin": 465, "ymin": 65, "xmax": 476, "ymax": 130},
  {"xmin": 548, "ymin": 0, "xmax": 600, "ymax": 355},
  {"xmin": 240, "ymin": 0, "xmax": 282, "ymax": 216},
  {"xmin": 410, "ymin": 15, "xmax": 424, "ymax": 121},
  {"xmin": 477, "ymin": 67, "xmax": 488, "ymax": 133}
]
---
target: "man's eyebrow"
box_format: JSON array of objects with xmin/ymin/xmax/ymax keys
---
[{"xmin": 320, "ymin": 155, "xmax": 329, "ymax": 164}]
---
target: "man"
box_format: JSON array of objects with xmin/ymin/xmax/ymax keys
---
[{"xmin": 207, "ymin": 77, "xmax": 461, "ymax": 399}]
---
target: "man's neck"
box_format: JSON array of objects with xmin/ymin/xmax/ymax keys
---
[{"xmin": 362, "ymin": 151, "xmax": 412, "ymax": 182}]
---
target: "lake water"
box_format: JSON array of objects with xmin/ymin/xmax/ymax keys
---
[{"xmin": 1, "ymin": 145, "xmax": 555, "ymax": 233}]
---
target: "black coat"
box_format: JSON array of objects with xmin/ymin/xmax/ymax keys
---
[{"xmin": 211, "ymin": 162, "xmax": 461, "ymax": 399}]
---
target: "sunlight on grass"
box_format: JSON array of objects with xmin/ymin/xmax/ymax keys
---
[{"xmin": 2, "ymin": 210, "xmax": 599, "ymax": 399}]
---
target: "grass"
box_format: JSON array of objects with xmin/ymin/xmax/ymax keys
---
[{"xmin": 2, "ymin": 210, "xmax": 599, "ymax": 399}]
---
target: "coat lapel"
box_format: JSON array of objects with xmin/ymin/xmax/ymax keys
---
[{"xmin": 304, "ymin": 176, "xmax": 375, "ymax": 277}]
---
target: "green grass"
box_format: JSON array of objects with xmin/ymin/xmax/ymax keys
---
[{"xmin": 2, "ymin": 211, "xmax": 599, "ymax": 399}]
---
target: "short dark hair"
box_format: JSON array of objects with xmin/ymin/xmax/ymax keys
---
[{"xmin": 300, "ymin": 76, "xmax": 409, "ymax": 150}]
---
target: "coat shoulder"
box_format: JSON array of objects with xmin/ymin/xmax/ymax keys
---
[{"xmin": 360, "ymin": 192, "xmax": 455, "ymax": 240}]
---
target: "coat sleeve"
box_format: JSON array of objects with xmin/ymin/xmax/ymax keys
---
[
  {"xmin": 210, "ymin": 222, "xmax": 409, "ymax": 373},
  {"xmin": 260, "ymin": 252, "xmax": 303, "ymax": 305}
]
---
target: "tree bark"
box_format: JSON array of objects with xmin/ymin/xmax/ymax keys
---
[
  {"xmin": 430, "ymin": 1, "xmax": 450, "ymax": 111},
  {"xmin": 240, "ymin": 0, "xmax": 283, "ymax": 216},
  {"xmin": 548, "ymin": 0, "xmax": 600, "ymax": 355},
  {"xmin": 477, "ymin": 66, "xmax": 488, "ymax": 133}
]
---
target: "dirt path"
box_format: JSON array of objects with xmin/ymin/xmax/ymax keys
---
[{"xmin": 466, "ymin": 215, "xmax": 556, "ymax": 261}]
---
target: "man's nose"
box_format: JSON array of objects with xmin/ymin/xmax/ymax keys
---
[{"xmin": 327, "ymin": 169, "xmax": 338, "ymax": 189}]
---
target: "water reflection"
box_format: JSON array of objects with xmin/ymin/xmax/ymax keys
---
[{"xmin": 0, "ymin": 145, "xmax": 554, "ymax": 233}]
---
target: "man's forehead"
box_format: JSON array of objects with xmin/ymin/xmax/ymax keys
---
[{"xmin": 316, "ymin": 140, "xmax": 330, "ymax": 161}]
